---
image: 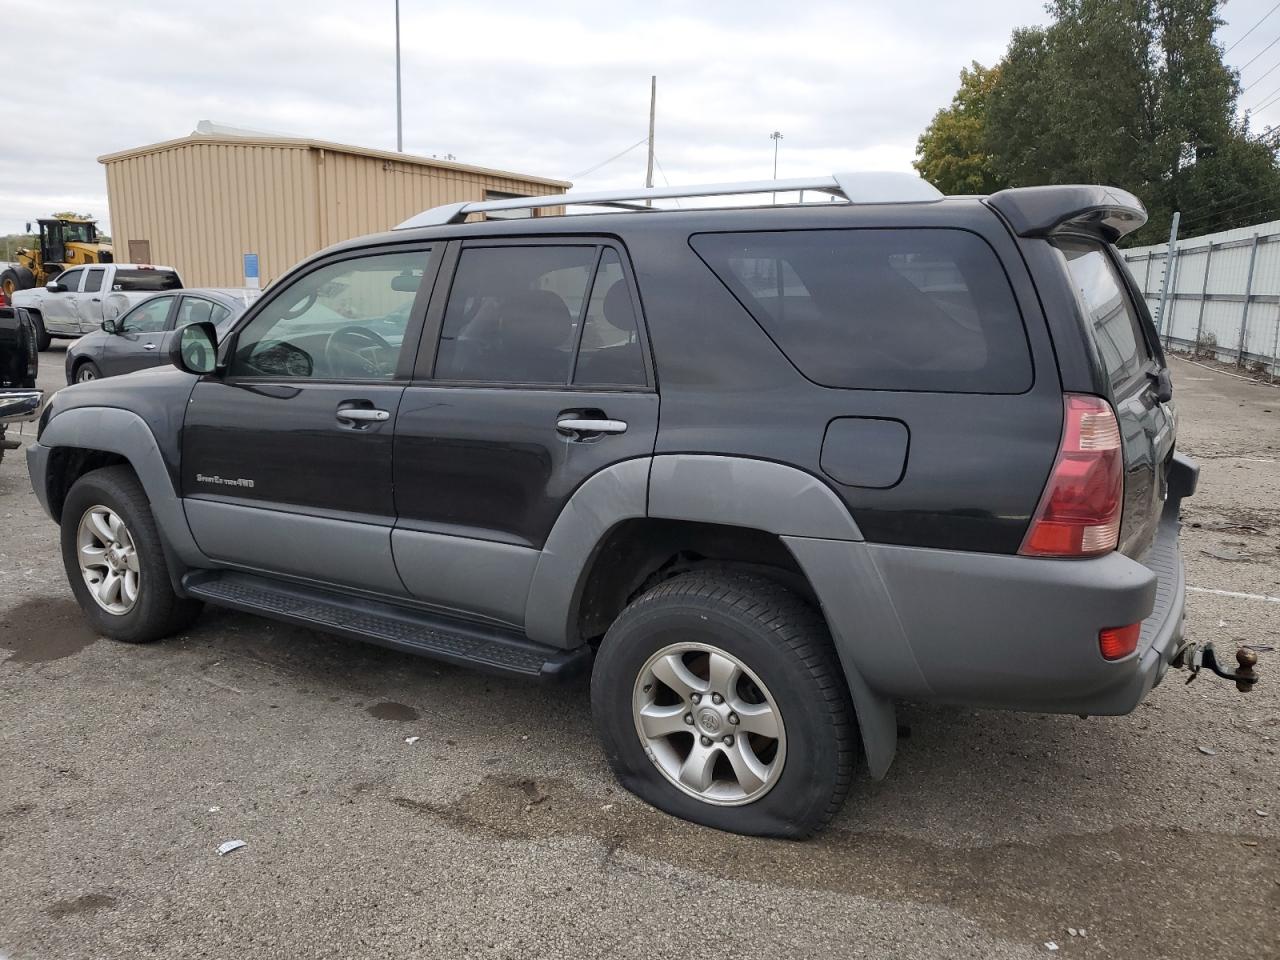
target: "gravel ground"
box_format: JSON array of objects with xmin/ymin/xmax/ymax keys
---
[{"xmin": 1, "ymin": 350, "xmax": 1277, "ymax": 960}]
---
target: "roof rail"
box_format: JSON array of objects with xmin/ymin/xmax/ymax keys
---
[{"xmin": 394, "ymin": 171, "xmax": 943, "ymax": 229}]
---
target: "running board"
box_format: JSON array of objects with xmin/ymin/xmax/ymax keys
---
[{"xmin": 182, "ymin": 571, "xmax": 590, "ymax": 680}]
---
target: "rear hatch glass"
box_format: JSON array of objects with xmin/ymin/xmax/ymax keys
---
[
  {"xmin": 112, "ymin": 269, "xmax": 182, "ymax": 292},
  {"xmin": 1054, "ymin": 239, "xmax": 1174, "ymax": 558}
]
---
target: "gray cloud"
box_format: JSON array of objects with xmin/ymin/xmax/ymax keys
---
[{"xmin": 1, "ymin": 0, "xmax": 1270, "ymax": 235}]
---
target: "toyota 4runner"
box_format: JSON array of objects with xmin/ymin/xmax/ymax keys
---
[{"xmin": 28, "ymin": 174, "xmax": 1253, "ymax": 837}]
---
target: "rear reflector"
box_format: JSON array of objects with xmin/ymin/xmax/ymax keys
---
[
  {"xmin": 1020, "ymin": 394, "xmax": 1123, "ymax": 558},
  {"xmin": 1099, "ymin": 622, "xmax": 1141, "ymax": 660}
]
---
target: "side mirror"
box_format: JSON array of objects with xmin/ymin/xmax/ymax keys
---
[
  {"xmin": 46, "ymin": 281, "xmax": 66, "ymax": 293},
  {"xmin": 170, "ymin": 322, "xmax": 219, "ymax": 375},
  {"xmin": 101, "ymin": 317, "xmax": 117, "ymax": 334}
]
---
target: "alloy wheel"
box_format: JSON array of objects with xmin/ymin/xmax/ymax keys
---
[
  {"xmin": 76, "ymin": 505, "xmax": 140, "ymax": 615},
  {"xmin": 632, "ymin": 641, "xmax": 786, "ymax": 806}
]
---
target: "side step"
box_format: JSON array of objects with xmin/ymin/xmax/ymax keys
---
[{"xmin": 182, "ymin": 571, "xmax": 591, "ymax": 680}]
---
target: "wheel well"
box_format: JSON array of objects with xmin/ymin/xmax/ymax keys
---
[
  {"xmin": 45, "ymin": 447, "xmax": 132, "ymax": 522},
  {"xmin": 576, "ymin": 519, "xmax": 815, "ymax": 644}
]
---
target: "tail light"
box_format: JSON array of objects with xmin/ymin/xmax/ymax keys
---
[{"xmin": 1020, "ymin": 394, "xmax": 1123, "ymax": 558}]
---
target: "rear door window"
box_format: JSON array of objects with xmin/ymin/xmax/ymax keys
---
[
  {"xmin": 123, "ymin": 296, "xmax": 175, "ymax": 333},
  {"xmin": 83, "ymin": 268, "xmax": 105, "ymax": 293},
  {"xmin": 434, "ymin": 245, "xmax": 597, "ymax": 384},
  {"xmin": 1054, "ymin": 240, "xmax": 1151, "ymax": 392},
  {"xmin": 691, "ymin": 228, "xmax": 1032, "ymax": 393}
]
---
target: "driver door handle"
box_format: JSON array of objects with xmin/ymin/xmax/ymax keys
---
[
  {"xmin": 143, "ymin": 343, "xmax": 156, "ymax": 350},
  {"xmin": 336, "ymin": 408, "xmax": 390, "ymax": 423}
]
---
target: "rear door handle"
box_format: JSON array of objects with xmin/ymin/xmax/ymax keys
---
[
  {"xmin": 143, "ymin": 343, "xmax": 156, "ymax": 350},
  {"xmin": 556, "ymin": 417, "xmax": 628, "ymax": 436},
  {"xmin": 336, "ymin": 408, "xmax": 390, "ymax": 423}
]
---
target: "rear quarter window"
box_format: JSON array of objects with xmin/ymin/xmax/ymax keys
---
[
  {"xmin": 690, "ymin": 228, "xmax": 1032, "ymax": 393},
  {"xmin": 1053, "ymin": 239, "xmax": 1151, "ymax": 393}
]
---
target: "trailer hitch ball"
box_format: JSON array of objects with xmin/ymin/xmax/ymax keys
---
[
  {"xmin": 1175, "ymin": 641, "xmax": 1260, "ymax": 691},
  {"xmin": 1233, "ymin": 647, "xmax": 1259, "ymax": 693}
]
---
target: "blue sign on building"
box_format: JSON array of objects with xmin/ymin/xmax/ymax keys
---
[{"xmin": 243, "ymin": 253, "xmax": 260, "ymax": 289}]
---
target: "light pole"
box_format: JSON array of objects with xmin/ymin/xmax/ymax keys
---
[
  {"xmin": 395, "ymin": 0, "xmax": 403, "ymax": 152},
  {"xmin": 770, "ymin": 130, "xmax": 783, "ymax": 204}
]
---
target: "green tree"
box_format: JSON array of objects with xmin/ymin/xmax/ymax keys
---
[
  {"xmin": 914, "ymin": 63, "xmax": 1008, "ymax": 195},
  {"xmin": 921, "ymin": 0, "xmax": 1280, "ymax": 243}
]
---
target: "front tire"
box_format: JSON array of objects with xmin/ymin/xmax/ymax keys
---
[
  {"xmin": 60, "ymin": 466, "xmax": 201, "ymax": 643},
  {"xmin": 590, "ymin": 572, "xmax": 857, "ymax": 838},
  {"xmin": 73, "ymin": 359, "xmax": 101, "ymax": 383}
]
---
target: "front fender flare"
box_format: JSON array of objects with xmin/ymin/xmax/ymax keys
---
[{"xmin": 32, "ymin": 406, "xmax": 206, "ymax": 569}]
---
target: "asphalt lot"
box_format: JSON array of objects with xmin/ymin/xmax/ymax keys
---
[{"xmin": 1, "ymin": 349, "xmax": 1277, "ymax": 960}]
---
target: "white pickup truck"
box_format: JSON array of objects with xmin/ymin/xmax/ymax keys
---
[{"xmin": 13, "ymin": 263, "xmax": 183, "ymax": 350}]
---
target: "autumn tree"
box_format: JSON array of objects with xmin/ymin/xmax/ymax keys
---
[
  {"xmin": 916, "ymin": 0, "xmax": 1280, "ymax": 243},
  {"xmin": 914, "ymin": 63, "xmax": 1007, "ymax": 195}
]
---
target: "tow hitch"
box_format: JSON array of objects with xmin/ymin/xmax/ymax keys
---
[{"xmin": 1172, "ymin": 641, "xmax": 1261, "ymax": 692}]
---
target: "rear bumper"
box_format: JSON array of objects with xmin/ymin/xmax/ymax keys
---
[{"xmin": 787, "ymin": 454, "xmax": 1196, "ymax": 718}]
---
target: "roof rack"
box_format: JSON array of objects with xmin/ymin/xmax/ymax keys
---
[{"xmin": 395, "ymin": 171, "xmax": 943, "ymax": 229}]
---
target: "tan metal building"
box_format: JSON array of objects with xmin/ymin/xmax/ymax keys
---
[{"xmin": 98, "ymin": 129, "xmax": 570, "ymax": 288}]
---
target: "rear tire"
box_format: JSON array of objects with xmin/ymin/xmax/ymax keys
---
[
  {"xmin": 60, "ymin": 466, "xmax": 202, "ymax": 643},
  {"xmin": 590, "ymin": 572, "xmax": 857, "ymax": 838},
  {"xmin": 30, "ymin": 311, "xmax": 51, "ymax": 352}
]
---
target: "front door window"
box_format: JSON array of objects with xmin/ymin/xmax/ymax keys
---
[{"xmin": 230, "ymin": 251, "xmax": 432, "ymax": 380}]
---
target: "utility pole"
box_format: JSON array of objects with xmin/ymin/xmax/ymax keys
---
[
  {"xmin": 770, "ymin": 131, "xmax": 783, "ymax": 204},
  {"xmin": 1154, "ymin": 211, "xmax": 1179, "ymax": 341},
  {"xmin": 395, "ymin": 0, "xmax": 403, "ymax": 152},
  {"xmin": 644, "ymin": 76, "xmax": 656, "ymax": 207}
]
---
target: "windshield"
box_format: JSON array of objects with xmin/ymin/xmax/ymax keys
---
[
  {"xmin": 112, "ymin": 269, "xmax": 182, "ymax": 292},
  {"xmin": 60, "ymin": 221, "xmax": 98, "ymax": 244}
]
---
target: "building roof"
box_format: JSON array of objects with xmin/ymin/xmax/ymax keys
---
[{"xmin": 97, "ymin": 123, "xmax": 571, "ymax": 190}]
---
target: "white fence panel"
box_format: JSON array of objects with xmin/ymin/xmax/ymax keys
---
[{"xmin": 1123, "ymin": 218, "xmax": 1280, "ymax": 373}]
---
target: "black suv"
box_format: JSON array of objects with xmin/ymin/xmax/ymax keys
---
[
  {"xmin": 28, "ymin": 175, "xmax": 1207, "ymax": 837},
  {"xmin": 1, "ymin": 304, "xmax": 41, "ymax": 464}
]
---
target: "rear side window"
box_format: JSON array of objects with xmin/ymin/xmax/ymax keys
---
[
  {"xmin": 691, "ymin": 229, "xmax": 1032, "ymax": 393},
  {"xmin": 434, "ymin": 245, "xmax": 596, "ymax": 384},
  {"xmin": 112, "ymin": 269, "xmax": 182, "ymax": 292},
  {"xmin": 1054, "ymin": 240, "xmax": 1150, "ymax": 392},
  {"xmin": 83, "ymin": 268, "xmax": 104, "ymax": 293}
]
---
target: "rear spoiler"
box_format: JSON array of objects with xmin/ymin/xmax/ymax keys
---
[{"xmin": 985, "ymin": 185, "xmax": 1147, "ymax": 242}]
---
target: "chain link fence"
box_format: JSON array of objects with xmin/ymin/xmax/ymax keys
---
[{"xmin": 1122, "ymin": 218, "xmax": 1280, "ymax": 378}]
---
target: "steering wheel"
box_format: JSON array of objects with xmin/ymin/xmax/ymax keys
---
[{"xmin": 323, "ymin": 325, "xmax": 393, "ymax": 378}]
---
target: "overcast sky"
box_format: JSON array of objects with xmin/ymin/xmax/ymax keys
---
[{"xmin": 1, "ymin": 0, "xmax": 1276, "ymax": 235}]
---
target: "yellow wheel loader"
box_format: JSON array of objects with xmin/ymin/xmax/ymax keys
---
[{"xmin": 1, "ymin": 217, "xmax": 113, "ymax": 301}]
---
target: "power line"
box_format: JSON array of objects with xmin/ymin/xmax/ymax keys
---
[
  {"xmin": 1245, "ymin": 79, "xmax": 1280, "ymax": 109},
  {"xmin": 1253, "ymin": 88, "xmax": 1280, "ymax": 113},
  {"xmin": 569, "ymin": 137, "xmax": 649, "ymax": 180},
  {"xmin": 1179, "ymin": 186, "xmax": 1263, "ymax": 223},
  {"xmin": 1225, "ymin": 1, "xmax": 1280, "ymax": 54},
  {"xmin": 651, "ymin": 154, "xmax": 682, "ymax": 207},
  {"xmin": 1242, "ymin": 54, "xmax": 1280, "ymax": 92},
  {"xmin": 1183, "ymin": 194, "xmax": 1280, "ymax": 228},
  {"xmin": 1239, "ymin": 31, "xmax": 1280, "ymax": 71}
]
